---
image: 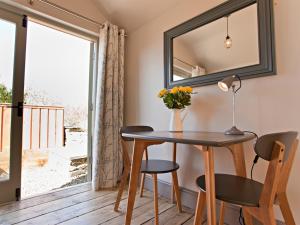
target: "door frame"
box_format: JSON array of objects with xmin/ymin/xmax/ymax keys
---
[
  {"xmin": 22, "ymin": 18, "xmax": 98, "ymax": 187},
  {"xmin": 0, "ymin": 7, "xmax": 27, "ymax": 203},
  {"xmin": 87, "ymin": 42, "xmax": 97, "ymax": 182},
  {"xmin": 0, "ymin": 2, "xmax": 98, "ymax": 201}
]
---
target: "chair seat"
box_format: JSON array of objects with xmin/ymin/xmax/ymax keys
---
[
  {"xmin": 141, "ymin": 160, "xmax": 179, "ymax": 174},
  {"xmin": 196, "ymin": 174, "xmax": 263, "ymax": 207}
]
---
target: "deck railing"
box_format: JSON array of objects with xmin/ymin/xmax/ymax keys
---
[{"xmin": 0, "ymin": 104, "xmax": 64, "ymax": 152}]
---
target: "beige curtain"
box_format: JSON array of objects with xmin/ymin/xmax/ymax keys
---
[{"xmin": 92, "ymin": 23, "xmax": 125, "ymax": 190}]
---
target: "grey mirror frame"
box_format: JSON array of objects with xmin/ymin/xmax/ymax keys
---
[{"xmin": 164, "ymin": 0, "xmax": 276, "ymax": 89}]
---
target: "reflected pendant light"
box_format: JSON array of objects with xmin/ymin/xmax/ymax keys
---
[{"xmin": 225, "ymin": 16, "xmax": 232, "ymax": 49}]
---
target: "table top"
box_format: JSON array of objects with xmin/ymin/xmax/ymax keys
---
[{"xmin": 122, "ymin": 131, "xmax": 256, "ymax": 147}]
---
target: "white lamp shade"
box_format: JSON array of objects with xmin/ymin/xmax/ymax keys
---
[
  {"xmin": 218, "ymin": 81, "xmax": 229, "ymax": 91},
  {"xmin": 218, "ymin": 75, "xmax": 236, "ymax": 92}
]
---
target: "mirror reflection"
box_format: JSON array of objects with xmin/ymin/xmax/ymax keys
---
[{"xmin": 173, "ymin": 3, "xmax": 259, "ymax": 81}]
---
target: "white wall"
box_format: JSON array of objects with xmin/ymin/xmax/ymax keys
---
[{"xmin": 125, "ymin": 0, "xmax": 300, "ymax": 222}]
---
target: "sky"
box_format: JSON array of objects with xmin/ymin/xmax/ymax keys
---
[
  {"xmin": 0, "ymin": 18, "xmax": 15, "ymax": 90},
  {"xmin": 0, "ymin": 18, "xmax": 91, "ymax": 107}
]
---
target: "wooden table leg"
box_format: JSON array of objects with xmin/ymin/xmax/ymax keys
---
[
  {"xmin": 218, "ymin": 201, "xmax": 225, "ymax": 225},
  {"xmin": 171, "ymin": 171, "xmax": 182, "ymax": 212},
  {"xmin": 228, "ymin": 143, "xmax": 247, "ymax": 177},
  {"xmin": 228, "ymin": 143, "xmax": 252, "ymax": 225},
  {"xmin": 203, "ymin": 146, "xmax": 217, "ymax": 225},
  {"xmin": 125, "ymin": 140, "xmax": 146, "ymax": 225}
]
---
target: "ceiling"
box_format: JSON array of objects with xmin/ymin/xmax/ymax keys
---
[{"xmin": 93, "ymin": 0, "xmax": 185, "ymax": 32}]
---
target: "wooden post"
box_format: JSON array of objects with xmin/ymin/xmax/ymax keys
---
[
  {"xmin": 62, "ymin": 109, "xmax": 64, "ymax": 147},
  {"xmin": 29, "ymin": 108, "xmax": 33, "ymax": 150},
  {"xmin": 54, "ymin": 109, "xmax": 57, "ymax": 146},
  {"xmin": 47, "ymin": 109, "xmax": 50, "ymax": 148},
  {"xmin": 0, "ymin": 106, "xmax": 4, "ymax": 152},
  {"xmin": 38, "ymin": 108, "xmax": 41, "ymax": 149}
]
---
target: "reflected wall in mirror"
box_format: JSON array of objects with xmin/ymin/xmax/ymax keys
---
[
  {"xmin": 173, "ymin": 3, "xmax": 259, "ymax": 81},
  {"xmin": 164, "ymin": 0, "xmax": 276, "ymax": 89}
]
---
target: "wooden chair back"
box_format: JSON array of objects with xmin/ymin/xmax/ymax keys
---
[
  {"xmin": 277, "ymin": 139, "xmax": 299, "ymax": 194},
  {"xmin": 256, "ymin": 132, "xmax": 298, "ymax": 207},
  {"xmin": 255, "ymin": 131, "xmax": 297, "ymax": 162}
]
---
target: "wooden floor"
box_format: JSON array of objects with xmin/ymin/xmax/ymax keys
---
[{"xmin": 0, "ymin": 183, "xmax": 195, "ymax": 225}]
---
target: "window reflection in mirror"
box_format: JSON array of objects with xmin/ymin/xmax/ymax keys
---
[{"xmin": 172, "ymin": 3, "xmax": 259, "ymax": 81}]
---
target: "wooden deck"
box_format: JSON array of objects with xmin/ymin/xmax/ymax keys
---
[{"xmin": 0, "ymin": 183, "xmax": 195, "ymax": 225}]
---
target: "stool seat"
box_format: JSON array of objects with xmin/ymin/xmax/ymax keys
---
[
  {"xmin": 141, "ymin": 160, "xmax": 179, "ymax": 174},
  {"xmin": 196, "ymin": 174, "xmax": 263, "ymax": 207}
]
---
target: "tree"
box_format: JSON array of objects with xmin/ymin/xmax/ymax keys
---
[
  {"xmin": 0, "ymin": 84, "xmax": 12, "ymax": 103},
  {"xmin": 64, "ymin": 105, "xmax": 88, "ymax": 129},
  {"xmin": 23, "ymin": 87, "xmax": 57, "ymax": 105}
]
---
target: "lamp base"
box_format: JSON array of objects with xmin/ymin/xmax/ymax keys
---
[{"xmin": 225, "ymin": 126, "xmax": 244, "ymax": 135}]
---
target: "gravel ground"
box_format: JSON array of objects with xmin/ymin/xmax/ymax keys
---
[{"xmin": 21, "ymin": 131, "xmax": 88, "ymax": 198}]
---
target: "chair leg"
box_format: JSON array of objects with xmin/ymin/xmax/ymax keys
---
[
  {"xmin": 194, "ymin": 191, "xmax": 206, "ymax": 225},
  {"xmin": 114, "ymin": 168, "xmax": 130, "ymax": 212},
  {"xmin": 153, "ymin": 174, "xmax": 159, "ymax": 225},
  {"xmin": 243, "ymin": 208, "xmax": 254, "ymax": 225},
  {"xmin": 277, "ymin": 192, "xmax": 296, "ymax": 225},
  {"xmin": 261, "ymin": 207, "xmax": 277, "ymax": 225},
  {"xmin": 218, "ymin": 201, "xmax": 225, "ymax": 225},
  {"xmin": 171, "ymin": 171, "xmax": 182, "ymax": 212},
  {"xmin": 171, "ymin": 183, "xmax": 176, "ymax": 203},
  {"xmin": 140, "ymin": 173, "xmax": 146, "ymax": 197}
]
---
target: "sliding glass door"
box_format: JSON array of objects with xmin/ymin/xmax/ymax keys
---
[{"xmin": 0, "ymin": 8, "xmax": 27, "ymax": 203}]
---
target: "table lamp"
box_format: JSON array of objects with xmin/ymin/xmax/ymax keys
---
[{"xmin": 218, "ymin": 75, "xmax": 244, "ymax": 135}]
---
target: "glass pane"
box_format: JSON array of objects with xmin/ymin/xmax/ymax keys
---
[
  {"xmin": 0, "ymin": 18, "xmax": 16, "ymax": 181},
  {"xmin": 22, "ymin": 21, "xmax": 91, "ymax": 197}
]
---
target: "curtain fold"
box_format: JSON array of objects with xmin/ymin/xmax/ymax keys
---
[{"xmin": 92, "ymin": 23, "xmax": 125, "ymax": 190}]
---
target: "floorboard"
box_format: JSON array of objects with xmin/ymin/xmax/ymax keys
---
[
  {"xmin": 142, "ymin": 206, "xmax": 194, "ymax": 225},
  {"xmin": 0, "ymin": 183, "xmax": 194, "ymax": 225},
  {"xmin": 0, "ymin": 183, "xmax": 91, "ymax": 216}
]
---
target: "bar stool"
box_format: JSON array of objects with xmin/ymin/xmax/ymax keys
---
[{"xmin": 114, "ymin": 126, "xmax": 182, "ymax": 225}]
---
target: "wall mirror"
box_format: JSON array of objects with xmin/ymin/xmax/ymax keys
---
[{"xmin": 164, "ymin": 0, "xmax": 276, "ymax": 88}]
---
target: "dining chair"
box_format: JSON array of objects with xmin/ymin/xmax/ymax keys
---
[
  {"xmin": 114, "ymin": 126, "xmax": 182, "ymax": 225},
  {"xmin": 193, "ymin": 131, "xmax": 298, "ymax": 225}
]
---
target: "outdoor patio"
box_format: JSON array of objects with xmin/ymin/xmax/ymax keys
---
[
  {"xmin": 0, "ymin": 104, "xmax": 88, "ymax": 198},
  {"xmin": 21, "ymin": 130, "xmax": 88, "ymax": 197}
]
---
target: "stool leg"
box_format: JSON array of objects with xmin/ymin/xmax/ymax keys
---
[
  {"xmin": 114, "ymin": 168, "xmax": 130, "ymax": 211},
  {"xmin": 140, "ymin": 173, "xmax": 146, "ymax": 197},
  {"xmin": 218, "ymin": 201, "xmax": 225, "ymax": 225},
  {"xmin": 171, "ymin": 183, "xmax": 176, "ymax": 203},
  {"xmin": 194, "ymin": 191, "xmax": 206, "ymax": 225},
  {"xmin": 153, "ymin": 174, "xmax": 159, "ymax": 225},
  {"xmin": 172, "ymin": 171, "xmax": 182, "ymax": 212}
]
